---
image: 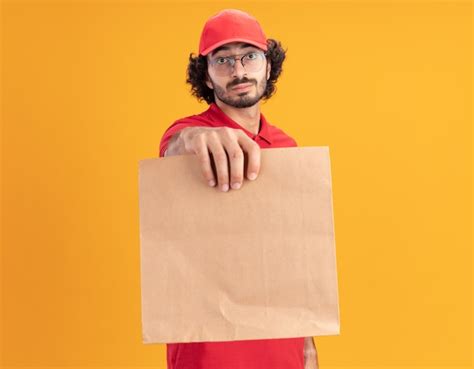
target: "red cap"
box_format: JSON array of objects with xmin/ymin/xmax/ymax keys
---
[{"xmin": 199, "ymin": 9, "xmax": 268, "ymax": 56}]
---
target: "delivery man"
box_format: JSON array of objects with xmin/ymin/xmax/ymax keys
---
[{"xmin": 158, "ymin": 8, "xmax": 320, "ymax": 369}]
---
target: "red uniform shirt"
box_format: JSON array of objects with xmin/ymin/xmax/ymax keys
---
[
  {"xmin": 159, "ymin": 102, "xmax": 304, "ymax": 369},
  {"xmin": 159, "ymin": 102, "xmax": 297, "ymax": 157}
]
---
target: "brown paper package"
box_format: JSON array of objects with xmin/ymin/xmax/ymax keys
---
[{"xmin": 138, "ymin": 146, "xmax": 340, "ymax": 344}]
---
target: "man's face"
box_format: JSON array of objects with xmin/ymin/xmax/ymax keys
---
[{"xmin": 205, "ymin": 42, "xmax": 271, "ymax": 108}]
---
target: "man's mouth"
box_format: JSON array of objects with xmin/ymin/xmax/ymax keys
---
[{"xmin": 231, "ymin": 82, "xmax": 253, "ymax": 91}]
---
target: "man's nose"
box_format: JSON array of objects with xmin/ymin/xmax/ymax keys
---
[{"xmin": 231, "ymin": 59, "xmax": 247, "ymax": 78}]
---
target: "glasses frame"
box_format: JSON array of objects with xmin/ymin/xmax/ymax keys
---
[{"xmin": 207, "ymin": 51, "xmax": 268, "ymax": 75}]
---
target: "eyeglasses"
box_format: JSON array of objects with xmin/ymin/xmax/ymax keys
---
[{"xmin": 208, "ymin": 51, "xmax": 267, "ymax": 76}]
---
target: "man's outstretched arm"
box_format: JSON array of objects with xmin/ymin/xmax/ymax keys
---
[{"xmin": 304, "ymin": 337, "xmax": 319, "ymax": 369}]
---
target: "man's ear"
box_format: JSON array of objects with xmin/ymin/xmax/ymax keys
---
[
  {"xmin": 266, "ymin": 61, "xmax": 271, "ymax": 80},
  {"xmin": 205, "ymin": 71, "xmax": 214, "ymax": 90}
]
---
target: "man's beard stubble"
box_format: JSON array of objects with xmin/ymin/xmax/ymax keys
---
[{"xmin": 211, "ymin": 73, "xmax": 267, "ymax": 109}]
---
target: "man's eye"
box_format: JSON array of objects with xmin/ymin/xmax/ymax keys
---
[
  {"xmin": 246, "ymin": 52, "xmax": 258, "ymax": 59},
  {"xmin": 215, "ymin": 58, "xmax": 228, "ymax": 65}
]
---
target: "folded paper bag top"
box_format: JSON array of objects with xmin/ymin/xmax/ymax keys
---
[{"xmin": 138, "ymin": 146, "xmax": 340, "ymax": 343}]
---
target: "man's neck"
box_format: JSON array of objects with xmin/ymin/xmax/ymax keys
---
[{"xmin": 215, "ymin": 99, "xmax": 261, "ymax": 135}]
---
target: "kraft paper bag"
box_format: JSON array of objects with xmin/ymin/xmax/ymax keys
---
[{"xmin": 138, "ymin": 146, "xmax": 340, "ymax": 344}]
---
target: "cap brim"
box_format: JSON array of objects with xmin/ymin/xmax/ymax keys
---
[{"xmin": 200, "ymin": 38, "xmax": 268, "ymax": 56}]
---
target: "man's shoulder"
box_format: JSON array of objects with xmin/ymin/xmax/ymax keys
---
[
  {"xmin": 161, "ymin": 108, "xmax": 213, "ymax": 139},
  {"xmin": 266, "ymin": 121, "xmax": 289, "ymax": 135},
  {"xmin": 265, "ymin": 121, "xmax": 299, "ymax": 147},
  {"xmin": 158, "ymin": 106, "xmax": 214, "ymax": 157},
  {"xmin": 167, "ymin": 105, "xmax": 214, "ymax": 130}
]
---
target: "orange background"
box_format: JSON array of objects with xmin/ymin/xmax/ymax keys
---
[{"xmin": 1, "ymin": 1, "xmax": 472, "ymax": 368}]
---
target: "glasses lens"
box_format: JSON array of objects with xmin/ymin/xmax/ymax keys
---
[
  {"xmin": 211, "ymin": 53, "xmax": 265, "ymax": 76},
  {"xmin": 213, "ymin": 62, "xmax": 231, "ymax": 76},
  {"xmin": 242, "ymin": 53, "xmax": 265, "ymax": 73}
]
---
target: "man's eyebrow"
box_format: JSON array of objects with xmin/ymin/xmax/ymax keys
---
[{"xmin": 210, "ymin": 43, "xmax": 256, "ymax": 57}]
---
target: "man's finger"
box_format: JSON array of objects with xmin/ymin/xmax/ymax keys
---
[
  {"xmin": 238, "ymin": 133, "xmax": 261, "ymax": 180},
  {"xmin": 223, "ymin": 140, "xmax": 245, "ymax": 190},
  {"xmin": 193, "ymin": 135, "xmax": 216, "ymax": 187},
  {"xmin": 207, "ymin": 134, "xmax": 230, "ymax": 192}
]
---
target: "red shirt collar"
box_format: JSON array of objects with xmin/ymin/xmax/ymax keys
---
[{"xmin": 208, "ymin": 103, "xmax": 273, "ymax": 144}]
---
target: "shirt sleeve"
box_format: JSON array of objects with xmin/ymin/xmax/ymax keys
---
[{"xmin": 158, "ymin": 120, "xmax": 209, "ymax": 158}]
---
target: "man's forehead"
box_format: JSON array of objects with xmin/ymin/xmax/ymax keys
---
[{"xmin": 209, "ymin": 42, "xmax": 260, "ymax": 56}]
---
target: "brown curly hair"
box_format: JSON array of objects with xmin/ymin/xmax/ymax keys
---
[{"xmin": 186, "ymin": 39, "xmax": 287, "ymax": 104}]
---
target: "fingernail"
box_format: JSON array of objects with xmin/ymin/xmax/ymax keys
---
[
  {"xmin": 231, "ymin": 182, "xmax": 241, "ymax": 190},
  {"xmin": 221, "ymin": 184, "xmax": 229, "ymax": 192},
  {"xmin": 208, "ymin": 180, "xmax": 216, "ymax": 187},
  {"xmin": 248, "ymin": 172, "xmax": 257, "ymax": 180}
]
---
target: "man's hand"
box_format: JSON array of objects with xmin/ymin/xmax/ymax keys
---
[
  {"xmin": 165, "ymin": 126, "xmax": 261, "ymax": 192},
  {"xmin": 304, "ymin": 337, "xmax": 319, "ymax": 369}
]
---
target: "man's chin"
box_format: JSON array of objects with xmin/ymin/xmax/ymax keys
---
[
  {"xmin": 218, "ymin": 96, "xmax": 261, "ymax": 109},
  {"xmin": 233, "ymin": 100, "xmax": 260, "ymax": 108}
]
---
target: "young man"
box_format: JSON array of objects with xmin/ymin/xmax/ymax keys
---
[{"xmin": 159, "ymin": 9, "xmax": 319, "ymax": 369}]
